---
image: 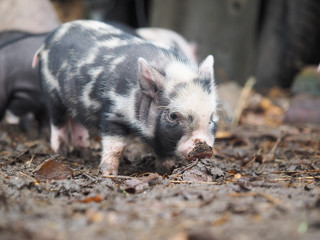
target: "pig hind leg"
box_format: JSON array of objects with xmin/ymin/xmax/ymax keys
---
[
  {"xmin": 69, "ymin": 118, "xmax": 90, "ymax": 157},
  {"xmin": 34, "ymin": 110, "xmax": 49, "ymax": 137},
  {"xmin": 46, "ymin": 101, "xmax": 70, "ymax": 155},
  {"xmin": 50, "ymin": 122, "xmax": 69, "ymax": 155}
]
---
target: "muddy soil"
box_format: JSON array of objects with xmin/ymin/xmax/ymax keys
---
[{"xmin": 1, "ymin": 122, "xmax": 320, "ymax": 240}]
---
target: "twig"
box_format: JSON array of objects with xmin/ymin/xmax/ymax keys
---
[
  {"xmin": 271, "ymin": 170, "xmax": 320, "ymax": 174},
  {"xmin": 64, "ymin": 161, "xmax": 82, "ymax": 167},
  {"xmin": 271, "ymin": 134, "xmax": 282, "ymax": 153},
  {"xmin": 229, "ymin": 192, "xmax": 255, "ymax": 198},
  {"xmin": 19, "ymin": 171, "xmax": 40, "ymax": 185},
  {"xmin": 176, "ymin": 159, "xmax": 199, "ymax": 174},
  {"xmin": 43, "ymin": 154, "xmax": 61, "ymax": 162},
  {"xmin": 230, "ymin": 192, "xmax": 287, "ymax": 208},
  {"xmin": 170, "ymin": 180, "xmax": 219, "ymax": 185},
  {"xmin": 274, "ymin": 176, "xmax": 319, "ymax": 181},
  {"xmin": 104, "ymin": 175, "xmax": 220, "ymax": 185},
  {"xmin": 242, "ymin": 156, "xmax": 257, "ymax": 170},
  {"xmin": 26, "ymin": 155, "xmax": 35, "ymax": 167},
  {"xmin": 257, "ymin": 192, "xmax": 283, "ymax": 206},
  {"xmin": 103, "ymin": 175, "xmax": 135, "ymax": 180},
  {"xmin": 0, "ymin": 170, "xmax": 10, "ymax": 179},
  {"xmin": 14, "ymin": 149, "xmax": 29, "ymax": 159},
  {"xmin": 233, "ymin": 77, "xmax": 256, "ymax": 125}
]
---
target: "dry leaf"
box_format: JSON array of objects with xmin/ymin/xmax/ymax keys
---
[{"xmin": 34, "ymin": 159, "xmax": 73, "ymax": 180}]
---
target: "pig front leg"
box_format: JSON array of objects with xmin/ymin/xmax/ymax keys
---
[
  {"xmin": 100, "ymin": 121, "xmax": 128, "ymax": 176},
  {"xmin": 100, "ymin": 135, "xmax": 127, "ymax": 176}
]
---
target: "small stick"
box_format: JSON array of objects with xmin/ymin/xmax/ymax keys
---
[
  {"xmin": 43, "ymin": 154, "xmax": 61, "ymax": 162},
  {"xmin": 229, "ymin": 192, "xmax": 258, "ymax": 199},
  {"xmin": 272, "ymin": 170, "xmax": 320, "ymax": 174},
  {"xmin": 257, "ymin": 192, "xmax": 283, "ymax": 206},
  {"xmin": 230, "ymin": 192, "xmax": 286, "ymax": 208},
  {"xmin": 104, "ymin": 175, "xmax": 220, "ymax": 185},
  {"xmin": 271, "ymin": 133, "xmax": 283, "ymax": 153},
  {"xmin": 103, "ymin": 175, "xmax": 135, "ymax": 180},
  {"xmin": 242, "ymin": 156, "xmax": 257, "ymax": 170},
  {"xmin": 19, "ymin": 171, "xmax": 40, "ymax": 185},
  {"xmin": 103, "ymin": 174, "xmax": 160, "ymax": 184},
  {"xmin": 170, "ymin": 180, "xmax": 219, "ymax": 185},
  {"xmin": 274, "ymin": 176, "xmax": 318, "ymax": 181},
  {"xmin": 233, "ymin": 77, "xmax": 256, "ymax": 125},
  {"xmin": 0, "ymin": 170, "xmax": 10, "ymax": 179},
  {"xmin": 26, "ymin": 155, "xmax": 35, "ymax": 167},
  {"xmin": 14, "ymin": 149, "xmax": 29, "ymax": 159},
  {"xmin": 177, "ymin": 159, "xmax": 199, "ymax": 174}
]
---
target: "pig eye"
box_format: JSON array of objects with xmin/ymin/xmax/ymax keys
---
[
  {"xmin": 169, "ymin": 112, "xmax": 178, "ymax": 120},
  {"xmin": 166, "ymin": 111, "xmax": 180, "ymax": 123}
]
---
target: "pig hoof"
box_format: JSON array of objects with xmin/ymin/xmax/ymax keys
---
[
  {"xmin": 102, "ymin": 169, "xmax": 118, "ymax": 177},
  {"xmin": 155, "ymin": 158, "xmax": 175, "ymax": 175},
  {"xmin": 72, "ymin": 147, "xmax": 90, "ymax": 159},
  {"xmin": 187, "ymin": 139, "xmax": 213, "ymax": 161},
  {"xmin": 57, "ymin": 142, "xmax": 69, "ymax": 156},
  {"xmin": 100, "ymin": 162, "xmax": 118, "ymax": 176}
]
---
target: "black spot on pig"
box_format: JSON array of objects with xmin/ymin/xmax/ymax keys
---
[
  {"xmin": 193, "ymin": 78, "xmax": 212, "ymax": 94},
  {"xmin": 153, "ymin": 111, "xmax": 185, "ymax": 156},
  {"xmin": 169, "ymin": 82, "xmax": 188, "ymax": 99},
  {"xmin": 115, "ymin": 76, "xmax": 133, "ymax": 96},
  {"xmin": 100, "ymin": 116, "xmax": 130, "ymax": 136},
  {"xmin": 45, "ymin": 97, "xmax": 68, "ymax": 127}
]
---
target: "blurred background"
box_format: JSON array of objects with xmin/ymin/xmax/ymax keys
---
[
  {"xmin": 1, "ymin": 0, "xmax": 320, "ymax": 126},
  {"xmin": 1, "ymin": 0, "xmax": 319, "ymax": 90}
]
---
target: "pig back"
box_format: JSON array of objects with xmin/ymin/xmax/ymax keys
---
[{"xmin": 40, "ymin": 21, "xmax": 192, "ymax": 126}]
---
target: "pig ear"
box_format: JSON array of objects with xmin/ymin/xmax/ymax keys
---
[
  {"xmin": 189, "ymin": 42, "xmax": 199, "ymax": 61},
  {"xmin": 199, "ymin": 55, "xmax": 214, "ymax": 83},
  {"xmin": 138, "ymin": 58, "xmax": 163, "ymax": 98}
]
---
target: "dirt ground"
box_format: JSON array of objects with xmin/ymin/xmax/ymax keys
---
[{"xmin": 1, "ymin": 118, "xmax": 320, "ymax": 240}]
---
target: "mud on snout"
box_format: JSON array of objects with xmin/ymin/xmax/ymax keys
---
[{"xmin": 186, "ymin": 139, "xmax": 213, "ymax": 161}]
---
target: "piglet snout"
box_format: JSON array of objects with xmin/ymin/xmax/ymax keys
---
[{"xmin": 187, "ymin": 139, "xmax": 213, "ymax": 161}]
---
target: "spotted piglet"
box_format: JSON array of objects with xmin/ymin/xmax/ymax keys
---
[{"xmin": 38, "ymin": 20, "xmax": 218, "ymax": 175}]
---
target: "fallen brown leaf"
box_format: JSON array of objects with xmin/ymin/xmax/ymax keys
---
[{"xmin": 33, "ymin": 158, "xmax": 73, "ymax": 180}]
